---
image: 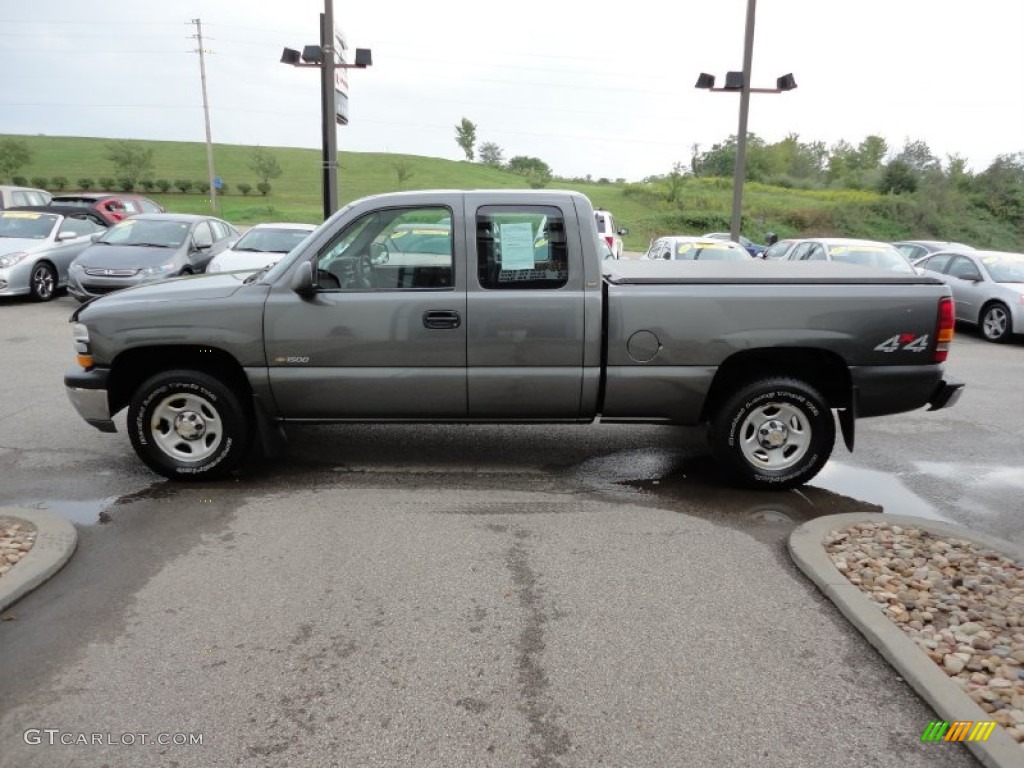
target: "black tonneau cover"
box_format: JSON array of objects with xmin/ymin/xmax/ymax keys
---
[{"xmin": 602, "ymin": 260, "xmax": 940, "ymax": 285}]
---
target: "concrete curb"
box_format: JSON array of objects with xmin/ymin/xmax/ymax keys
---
[
  {"xmin": 0, "ymin": 508, "xmax": 78, "ymax": 614},
  {"xmin": 789, "ymin": 513, "xmax": 1024, "ymax": 768}
]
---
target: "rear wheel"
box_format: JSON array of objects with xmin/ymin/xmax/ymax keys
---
[
  {"xmin": 29, "ymin": 262, "xmax": 57, "ymax": 301},
  {"xmin": 708, "ymin": 377, "xmax": 835, "ymax": 490},
  {"xmin": 980, "ymin": 302, "xmax": 1011, "ymax": 343},
  {"xmin": 127, "ymin": 370, "xmax": 251, "ymax": 480}
]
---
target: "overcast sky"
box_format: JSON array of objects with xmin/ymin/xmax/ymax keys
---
[{"xmin": 1, "ymin": 0, "xmax": 1022, "ymax": 181}]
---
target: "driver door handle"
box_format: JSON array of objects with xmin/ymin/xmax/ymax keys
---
[{"xmin": 423, "ymin": 310, "xmax": 461, "ymax": 329}]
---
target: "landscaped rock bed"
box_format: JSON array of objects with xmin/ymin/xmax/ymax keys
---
[
  {"xmin": 0, "ymin": 517, "xmax": 36, "ymax": 578},
  {"xmin": 825, "ymin": 521, "xmax": 1024, "ymax": 746}
]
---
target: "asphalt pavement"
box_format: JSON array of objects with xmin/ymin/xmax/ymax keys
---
[{"xmin": 0, "ymin": 294, "xmax": 1020, "ymax": 767}]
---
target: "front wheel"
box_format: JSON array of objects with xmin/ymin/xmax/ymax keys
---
[
  {"xmin": 29, "ymin": 262, "xmax": 57, "ymax": 301},
  {"xmin": 708, "ymin": 377, "xmax": 835, "ymax": 490},
  {"xmin": 127, "ymin": 370, "xmax": 251, "ymax": 480},
  {"xmin": 980, "ymin": 303, "xmax": 1011, "ymax": 343}
]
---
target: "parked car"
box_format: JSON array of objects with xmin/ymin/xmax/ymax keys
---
[
  {"xmin": 704, "ymin": 232, "xmax": 766, "ymax": 258},
  {"xmin": 50, "ymin": 193, "xmax": 164, "ymax": 225},
  {"xmin": 0, "ymin": 185, "xmax": 53, "ymax": 210},
  {"xmin": 761, "ymin": 238, "xmax": 802, "ymax": 260},
  {"xmin": 914, "ymin": 249, "xmax": 1024, "ymax": 343},
  {"xmin": 599, "ymin": 238, "xmax": 617, "ymax": 260},
  {"xmin": 67, "ymin": 213, "xmax": 239, "ymax": 302},
  {"xmin": 892, "ymin": 240, "xmax": 973, "ymax": 262},
  {"xmin": 783, "ymin": 238, "xmax": 916, "ymax": 273},
  {"xmin": 0, "ymin": 207, "xmax": 108, "ymax": 301},
  {"xmin": 595, "ymin": 209, "xmax": 628, "ymax": 259},
  {"xmin": 644, "ymin": 236, "xmax": 750, "ymax": 261},
  {"xmin": 206, "ymin": 223, "xmax": 316, "ymax": 275}
]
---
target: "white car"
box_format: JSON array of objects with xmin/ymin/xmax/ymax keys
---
[
  {"xmin": 206, "ymin": 222, "xmax": 316, "ymax": 275},
  {"xmin": 595, "ymin": 209, "xmax": 628, "ymax": 259},
  {"xmin": 644, "ymin": 235, "xmax": 751, "ymax": 261}
]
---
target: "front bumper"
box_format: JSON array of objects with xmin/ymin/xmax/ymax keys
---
[
  {"xmin": 0, "ymin": 263, "xmax": 33, "ymax": 296},
  {"xmin": 64, "ymin": 367, "xmax": 116, "ymax": 432},
  {"xmin": 927, "ymin": 376, "xmax": 965, "ymax": 411},
  {"xmin": 67, "ymin": 269, "xmax": 162, "ymax": 300}
]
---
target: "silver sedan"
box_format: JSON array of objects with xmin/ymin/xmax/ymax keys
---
[
  {"xmin": 0, "ymin": 208, "xmax": 107, "ymax": 301},
  {"xmin": 914, "ymin": 249, "xmax": 1024, "ymax": 342}
]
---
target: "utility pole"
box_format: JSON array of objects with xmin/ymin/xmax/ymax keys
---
[
  {"xmin": 320, "ymin": 4, "xmax": 339, "ymax": 218},
  {"xmin": 190, "ymin": 18, "xmax": 217, "ymax": 213},
  {"xmin": 730, "ymin": 0, "xmax": 756, "ymax": 242}
]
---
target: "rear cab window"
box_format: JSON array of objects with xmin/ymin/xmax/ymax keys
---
[{"xmin": 477, "ymin": 206, "xmax": 569, "ymax": 290}]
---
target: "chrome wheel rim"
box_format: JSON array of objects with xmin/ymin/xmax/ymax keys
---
[
  {"xmin": 151, "ymin": 392, "xmax": 224, "ymax": 462},
  {"xmin": 738, "ymin": 402, "xmax": 811, "ymax": 471},
  {"xmin": 983, "ymin": 307, "xmax": 1007, "ymax": 339},
  {"xmin": 32, "ymin": 266, "xmax": 55, "ymax": 299}
]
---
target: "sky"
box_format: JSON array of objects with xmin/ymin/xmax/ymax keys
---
[{"xmin": 1, "ymin": 0, "xmax": 1022, "ymax": 182}]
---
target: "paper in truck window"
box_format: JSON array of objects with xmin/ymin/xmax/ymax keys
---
[{"xmin": 499, "ymin": 222, "xmax": 535, "ymax": 270}]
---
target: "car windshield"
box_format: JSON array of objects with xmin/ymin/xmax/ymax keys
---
[
  {"xmin": 233, "ymin": 228, "xmax": 313, "ymax": 253},
  {"xmin": 99, "ymin": 219, "xmax": 190, "ymax": 248},
  {"xmin": 676, "ymin": 241, "xmax": 748, "ymax": 261},
  {"xmin": 981, "ymin": 254, "xmax": 1024, "ymax": 283},
  {"xmin": 829, "ymin": 245, "xmax": 914, "ymax": 273},
  {"xmin": 50, "ymin": 198, "xmax": 95, "ymax": 208},
  {"xmin": 0, "ymin": 212, "xmax": 58, "ymax": 239}
]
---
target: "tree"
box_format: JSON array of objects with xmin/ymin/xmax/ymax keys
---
[
  {"xmin": 51, "ymin": 176, "xmax": 69, "ymax": 191},
  {"xmin": 0, "ymin": 139, "xmax": 31, "ymax": 181},
  {"xmin": 77, "ymin": 178, "xmax": 94, "ymax": 191},
  {"xmin": 256, "ymin": 181, "xmax": 272, "ymax": 196},
  {"xmin": 665, "ymin": 161, "xmax": 686, "ymax": 203},
  {"xmin": 248, "ymin": 146, "xmax": 283, "ymax": 186},
  {"xmin": 174, "ymin": 179, "xmax": 193, "ymax": 194},
  {"xmin": 106, "ymin": 140, "xmax": 154, "ymax": 186},
  {"xmin": 237, "ymin": 182, "xmax": 252, "ymax": 196},
  {"xmin": 506, "ymin": 155, "xmax": 551, "ymax": 178},
  {"xmin": 393, "ymin": 160, "xmax": 414, "ymax": 188},
  {"xmin": 155, "ymin": 179, "xmax": 172, "ymax": 193},
  {"xmin": 478, "ymin": 142, "xmax": 504, "ymax": 167},
  {"xmin": 454, "ymin": 117, "xmax": 477, "ymax": 161},
  {"xmin": 878, "ymin": 160, "xmax": 918, "ymax": 194}
]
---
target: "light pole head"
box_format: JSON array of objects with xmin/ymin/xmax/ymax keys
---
[
  {"xmin": 354, "ymin": 48, "xmax": 373, "ymax": 67},
  {"xmin": 776, "ymin": 73, "xmax": 797, "ymax": 91},
  {"xmin": 301, "ymin": 45, "xmax": 324, "ymax": 64},
  {"xmin": 280, "ymin": 47, "xmax": 301, "ymax": 65},
  {"xmin": 694, "ymin": 72, "xmax": 715, "ymax": 89},
  {"xmin": 724, "ymin": 71, "xmax": 744, "ymax": 90}
]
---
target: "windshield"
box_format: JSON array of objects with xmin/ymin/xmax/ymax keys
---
[
  {"xmin": 675, "ymin": 241, "xmax": 749, "ymax": 261},
  {"xmin": 233, "ymin": 227, "xmax": 314, "ymax": 253},
  {"xmin": 981, "ymin": 253, "xmax": 1024, "ymax": 282},
  {"xmin": 829, "ymin": 245, "xmax": 914, "ymax": 273},
  {"xmin": 0, "ymin": 211, "xmax": 58, "ymax": 239},
  {"xmin": 99, "ymin": 219, "xmax": 190, "ymax": 248}
]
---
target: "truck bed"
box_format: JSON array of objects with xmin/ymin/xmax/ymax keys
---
[{"xmin": 603, "ymin": 260, "xmax": 940, "ymax": 285}]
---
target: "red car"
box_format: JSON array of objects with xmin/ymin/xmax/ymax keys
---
[{"xmin": 49, "ymin": 193, "xmax": 164, "ymax": 225}]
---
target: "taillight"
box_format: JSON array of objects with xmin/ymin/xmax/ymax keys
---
[
  {"xmin": 934, "ymin": 296, "xmax": 955, "ymax": 363},
  {"xmin": 604, "ymin": 235, "xmax": 614, "ymax": 249}
]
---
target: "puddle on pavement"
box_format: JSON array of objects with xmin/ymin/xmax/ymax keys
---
[
  {"xmin": 914, "ymin": 461, "xmax": 1024, "ymax": 490},
  {"xmin": 808, "ymin": 462, "xmax": 950, "ymax": 522},
  {"xmin": 8, "ymin": 497, "xmax": 120, "ymax": 525}
]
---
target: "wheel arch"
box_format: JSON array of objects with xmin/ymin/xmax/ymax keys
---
[
  {"xmin": 108, "ymin": 345, "xmax": 252, "ymax": 417},
  {"xmin": 700, "ymin": 347, "xmax": 852, "ymax": 423}
]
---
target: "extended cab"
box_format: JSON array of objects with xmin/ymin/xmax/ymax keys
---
[{"xmin": 65, "ymin": 190, "xmax": 963, "ymax": 489}]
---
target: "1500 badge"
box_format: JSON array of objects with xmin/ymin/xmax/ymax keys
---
[
  {"xmin": 874, "ymin": 334, "xmax": 929, "ymax": 352},
  {"xmin": 274, "ymin": 356, "xmax": 311, "ymax": 364}
]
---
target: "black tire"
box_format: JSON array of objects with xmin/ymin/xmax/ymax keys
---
[
  {"xmin": 127, "ymin": 370, "xmax": 251, "ymax": 481},
  {"xmin": 29, "ymin": 262, "xmax": 57, "ymax": 302},
  {"xmin": 708, "ymin": 377, "xmax": 835, "ymax": 490},
  {"xmin": 980, "ymin": 302, "xmax": 1011, "ymax": 343}
]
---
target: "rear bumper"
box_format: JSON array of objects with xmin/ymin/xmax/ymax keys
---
[
  {"xmin": 64, "ymin": 367, "xmax": 116, "ymax": 432},
  {"xmin": 927, "ymin": 376, "xmax": 965, "ymax": 411}
]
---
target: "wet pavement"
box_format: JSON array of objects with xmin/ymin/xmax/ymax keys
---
[{"xmin": 1, "ymin": 296, "xmax": 1020, "ymax": 767}]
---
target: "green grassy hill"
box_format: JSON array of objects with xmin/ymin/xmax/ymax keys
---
[{"xmin": 3, "ymin": 134, "xmax": 1021, "ymax": 252}]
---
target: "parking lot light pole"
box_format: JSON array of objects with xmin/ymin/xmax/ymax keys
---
[
  {"xmin": 695, "ymin": 0, "xmax": 796, "ymax": 242},
  {"xmin": 280, "ymin": 0, "xmax": 372, "ymax": 221}
]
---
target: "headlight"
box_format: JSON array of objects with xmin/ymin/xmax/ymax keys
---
[
  {"xmin": 69, "ymin": 261, "xmax": 84, "ymax": 273},
  {"xmin": 0, "ymin": 252, "xmax": 29, "ymax": 268},
  {"xmin": 206, "ymin": 261, "xmax": 222, "ymax": 273},
  {"xmin": 140, "ymin": 263, "xmax": 177, "ymax": 277}
]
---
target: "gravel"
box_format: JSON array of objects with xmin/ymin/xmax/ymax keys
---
[
  {"xmin": 0, "ymin": 517, "xmax": 37, "ymax": 579},
  {"xmin": 826, "ymin": 521, "xmax": 1024, "ymax": 747}
]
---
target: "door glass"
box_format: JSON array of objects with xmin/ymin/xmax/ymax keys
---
[{"xmin": 477, "ymin": 205, "xmax": 568, "ymax": 289}]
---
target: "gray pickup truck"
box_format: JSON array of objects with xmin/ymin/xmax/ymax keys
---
[{"xmin": 65, "ymin": 190, "xmax": 963, "ymax": 489}]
